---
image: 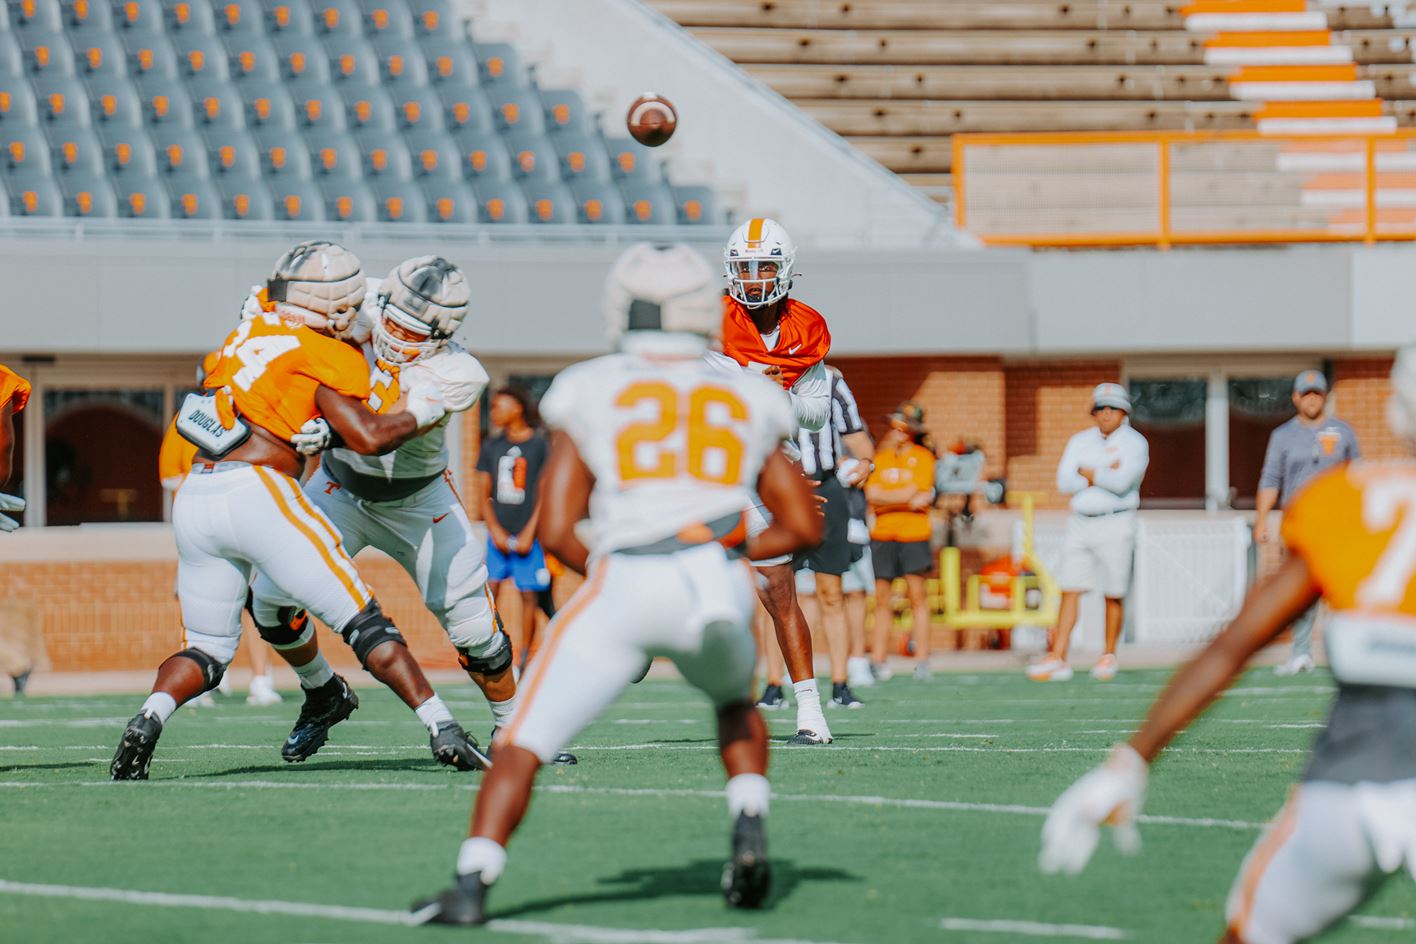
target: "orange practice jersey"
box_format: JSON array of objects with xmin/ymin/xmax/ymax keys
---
[
  {"xmin": 1283, "ymin": 462, "xmax": 1416, "ymax": 616},
  {"xmin": 203, "ymin": 313, "xmax": 370, "ymax": 442},
  {"xmin": 0, "ymin": 363, "xmax": 31, "ymax": 414}
]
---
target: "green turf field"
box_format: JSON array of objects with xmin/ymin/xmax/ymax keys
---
[{"xmin": 3, "ymin": 668, "xmax": 1414, "ymax": 943}]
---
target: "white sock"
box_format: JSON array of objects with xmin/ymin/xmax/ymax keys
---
[
  {"xmin": 457, "ymin": 837, "xmax": 507, "ymax": 883},
  {"xmin": 141, "ymin": 692, "xmax": 177, "ymax": 724},
  {"xmin": 290, "ymin": 653, "xmax": 334, "ymax": 690},
  {"xmin": 488, "ymin": 695, "xmax": 517, "ymax": 728},
  {"xmin": 414, "ymin": 694, "xmax": 455, "ymax": 735},
  {"xmin": 792, "ymin": 678, "xmax": 821, "ymax": 712},
  {"xmin": 726, "ymin": 773, "xmax": 770, "ymax": 819}
]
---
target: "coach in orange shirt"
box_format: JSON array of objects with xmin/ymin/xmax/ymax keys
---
[
  {"xmin": 866, "ymin": 402, "xmax": 937, "ymax": 681},
  {"xmin": 0, "ymin": 363, "xmax": 29, "ymax": 530}
]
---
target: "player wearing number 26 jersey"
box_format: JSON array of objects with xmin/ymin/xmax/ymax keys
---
[
  {"xmin": 414, "ymin": 243, "xmax": 823, "ymax": 926},
  {"xmin": 1039, "ymin": 347, "xmax": 1416, "ymax": 943}
]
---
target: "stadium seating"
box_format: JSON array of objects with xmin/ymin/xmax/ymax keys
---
[{"xmin": 0, "ymin": 0, "xmax": 719, "ymax": 224}]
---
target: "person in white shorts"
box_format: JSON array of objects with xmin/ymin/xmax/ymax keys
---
[
  {"xmin": 1028, "ymin": 383, "xmax": 1149, "ymax": 683},
  {"xmin": 413, "ymin": 242, "xmax": 823, "ymax": 926},
  {"xmin": 1039, "ymin": 345, "xmax": 1416, "ymax": 944}
]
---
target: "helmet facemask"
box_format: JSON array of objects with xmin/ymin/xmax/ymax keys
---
[
  {"xmin": 371, "ymin": 255, "xmax": 469, "ymax": 365},
  {"xmin": 372, "ymin": 298, "xmax": 446, "ymax": 365}
]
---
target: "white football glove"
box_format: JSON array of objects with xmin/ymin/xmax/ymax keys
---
[
  {"xmin": 0, "ymin": 492, "xmax": 25, "ymax": 532},
  {"xmin": 1039, "ymin": 744, "xmax": 1148, "ymax": 876},
  {"xmin": 405, "ymin": 383, "xmax": 446, "ymax": 429},
  {"xmin": 291, "ymin": 417, "xmax": 333, "ymax": 456}
]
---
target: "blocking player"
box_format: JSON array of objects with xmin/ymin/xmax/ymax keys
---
[
  {"xmin": 254, "ymin": 254, "xmax": 573, "ymax": 765},
  {"xmin": 0, "ymin": 362, "xmax": 28, "ymax": 531},
  {"xmin": 412, "ymin": 242, "xmax": 822, "ymax": 925},
  {"xmin": 110, "ymin": 243, "xmax": 470, "ymax": 780},
  {"xmin": 1039, "ymin": 348, "xmax": 1416, "ymax": 943},
  {"xmin": 711, "ymin": 217, "xmax": 835, "ymax": 745}
]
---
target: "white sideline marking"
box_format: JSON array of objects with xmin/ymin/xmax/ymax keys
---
[
  {"xmin": 0, "ymin": 879, "xmax": 852, "ymax": 944},
  {"xmin": 585, "ymin": 743, "xmax": 1306, "ymax": 756},
  {"xmin": 940, "ymin": 917, "xmax": 1129, "ymax": 939},
  {"xmin": 1350, "ymin": 916, "xmax": 1416, "ymax": 931}
]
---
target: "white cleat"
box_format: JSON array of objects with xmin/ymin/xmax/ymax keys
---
[
  {"xmin": 1026, "ymin": 657, "xmax": 1074, "ymax": 683},
  {"xmin": 247, "ymin": 673, "xmax": 284, "ymax": 706},
  {"xmin": 870, "ymin": 662, "xmax": 894, "ymax": 683},
  {"xmin": 1089, "ymin": 654, "xmax": 1118, "ymax": 682},
  {"xmin": 847, "ymin": 657, "xmax": 876, "ymax": 689},
  {"xmin": 1274, "ymin": 653, "xmax": 1315, "ymax": 677}
]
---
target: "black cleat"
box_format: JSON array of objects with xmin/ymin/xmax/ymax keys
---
[
  {"xmin": 431, "ymin": 721, "xmax": 491, "ymax": 771},
  {"xmin": 282, "ymin": 675, "xmax": 358, "ymax": 763},
  {"xmin": 756, "ymin": 684, "xmax": 786, "ymax": 710},
  {"xmin": 721, "ymin": 813, "xmax": 771, "ymax": 909},
  {"xmin": 11, "ymin": 669, "xmax": 31, "ymax": 697},
  {"xmin": 411, "ymin": 871, "xmax": 489, "ymax": 926},
  {"xmin": 786, "ymin": 728, "xmax": 829, "ymax": 745},
  {"xmin": 110, "ymin": 711, "xmax": 163, "ymax": 781},
  {"xmin": 486, "ymin": 727, "xmax": 576, "ymax": 766},
  {"xmin": 829, "ymin": 682, "xmax": 864, "ymax": 709}
]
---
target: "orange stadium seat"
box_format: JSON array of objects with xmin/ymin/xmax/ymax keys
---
[
  {"xmin": 58, "ymin": 173, "xmax": 117, "ymax": 217},
  {"xmin": 419, "ymin": 38, "xmax": 478, "ymax": 88},
  {"xmin": 0, "ymin": 77, "xmax": 39, "ymax": 126},
  {"xmin": 274, "ymin": 35, "xmax": 332, "ymax": 83},
  {"xmin": 439, "ymin": 86, "xmax": 496, "ymax": 135},
  {"xmin": 340, "ymin": 84, "xmax": 397, "ymax": 132},
  {"xmin": 97, "ymin": 126, "xmax": 158, "ymax": 176},
  {"xmin": 47, "ymin": 126, "xmax": 104, "ymax": 176},
  {"xmin": 264, "ymin": 2, "xmax": 313, "ymax": 36},
  {"xmin": 312, "ymin": 0, "xmax": 363, "ymax": 38},
  {"xmin": 75, "ymin": 35, "xmax": 126, "ymax": 79},
  {"xmin": 149, "ymin": 126, "xmax": 208, "ymax": 177},
  {"xmin": 328, "ymin": 39, "xmax": 382, "ymax": 85},
  {"xmin": 388, "ymin": 85, "xmax": 445, "ymax": 132},
  {"xmin": 224, "ymin": 33, "xmax": 281, "ymax": 82},
  {"xmin": 302, "ymin": 129, "xmax": 360, "ymax": 178},
  {"xmin": 252, "ymin": 129, "xmax": 314, "ymax": 180},
  {"xmin": 123, "ymin": 35, "xmax": 179, "ymax": 80},
  {"xmin": 11, "ymin": 0, "xmax": 63, "ymax": 32},
  {"xmin": 266, "ymin": 177, "xmax": 325, "ymax": 221},
  {"xmin": 409, "ymin": 0, "xmax": 454, "ymax": 38},
  {"xmin": 360, "ymin": 0, "xmax": 415, "ymax": 40},
  {"xmin": 316, "ymin": 176, "xmax": 377, "ymax": 221},
  {"xmin": 374, "ymin": 36, "xmax": 430, "ymax": 87},
  {"xmin": 216, "ymin": 174, "xmax": 274, "ymax": 219},
  {"xmin": 571, "ymin": 179, "xmax": 626, "ymax": 225},
  {"xmin": 353, "ymin": 128, "xmax": 413, "ymax": 179},
  {"xmin": 519, "ymin": 178, "xmax": 574, "ymax": 224},
  {"xmin": 471, "ymin": 177, "xmax": 528, "ymax": 223},
  {"xmin": 172, "ymin": 35, "xmax": 233, "ymax": 81},
  {"xmin": 418, "ymin": 176, "xmax": 478, "ymax": 222},
  {"xmin": 7, "ymin": 175, "xmax": 63, "ymax": 216},
  {"xmin": 33, "ymin": 76, "xmax": 94, "ymax": 128},
  {"xmin": 501, "ymin": 130, "xmax": 558, "ymax": 182},
  {"xmin": 237, "ymin": 81, "xmax": 297, "ymax": 131},
  {"xmin": 214, "ymin": 0, "xmax": 265, "ymax": 36},
  {"xmin": 21, "ymin": 33, "xmax": 76, "ymax": 77},
  {"xmin": 62, "ymin": 0, "xmax": 114, "ymax": 34},
  {"xmin": 452, "ymin": 130, "xmax": 512, "ymax": 182},
  {"xmin": 369, "ymin": 177, "xmax": 428, "ymax": 222},
  {"xmin": 164, "ymin": 1, "xmax": 217, "ymax": 34},
  {"xmin": 166, "ymin": 176, "xmax": 222, "ymax": 219},
  {"xmin": 201, "ymin": 127, "xmax": 261, "ymax": 178},
  {"xmin": 404, "ymin": 128, "xmax": 460, "ymax": 178},
  {"xmin": 551, "ymin": 132, "xmax": 611, "ymax": 184},
  {"xmin": 618, "ymin": 180, "xmax": 677, "ymax": 225},
  {"xmin": 473, "ymin": 42, "xmax": 524, "ymax": 86}
]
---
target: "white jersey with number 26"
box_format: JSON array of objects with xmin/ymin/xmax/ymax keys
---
[{"xmin": 539, "ymin": 349, "xmax": 796, "ymax": 555}]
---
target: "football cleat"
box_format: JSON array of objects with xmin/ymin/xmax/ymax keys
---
[
  {"xmin": 721, "ymin": 813, "xmax": 771, "ymax": 909},
  {"xmin": 829, "ymin": 682, "xmax": 864, "ymax": 709},
  {"xmin": 486, "ymin": 728, "xmax": 577, "ymax": 766},
  {"xmin": 411, "ymin": 871, "xmax": 489, "ymax": 926},
  {"xmin": 1026, "ymin": 657, "xmax": 1074, "ymax": 683},
  {"xmin": 110, "ymin": 710, "xmax": 163, "ymax": 781},
  {"xmin": 756, "ymin": 684, "xmax": 786, "ymax": 710},
  {"xmin": 913, "ymin": 663, "xmax": 933, "ymax": 682},
  {"xmin": 282, "ymin": 675, "xmax": 359, "ymax": 763},
  {"xmin": 786, "ymin": 728, "xmax": 830, "ymax": 745},
  {"xmin": 11, "ymin": 669, "xmax": 31, "ymax": 697},
  {"xmin": 1090, "ymin": 654, "xmax": 1118, "ymax": 682},
  {"xmin": 1275, "ymin": 653, "xmax": 1315, "ymax": 677},
  {"xmin": 431, "ymin": 721, "xmax": 491, "ymax": 771}
]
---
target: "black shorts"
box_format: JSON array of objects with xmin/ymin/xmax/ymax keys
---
[
  {"xmin": 870, "ymin": 539, "xmax": 934, "ymax": 581},
  {"xmin": 794, "ymin": 476, "xmax": 858, "ymax": 576}
]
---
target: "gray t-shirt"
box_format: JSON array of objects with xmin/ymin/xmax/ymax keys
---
[{"xmin": 1259, "ymin": 416, "xmax": 1361, "ymax": 508}]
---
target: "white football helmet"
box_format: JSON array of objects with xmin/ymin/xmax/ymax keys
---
[
  {"xmin": 266, "ymin": 240, "xmax": 366, "ymax": 328},
  {"xmin": 1388, "ymin": 345, "xmax": 1416, "ymax": 447},
  {"xmin": 604, "ymin": 242, "xmax": 720, "ymax": 347},
  {"xmin": 371, "ymin": 255, "xmax": 470, "ymax": 365},
  {"xmin": 724, "ymin": 217, "xmax": 795, "ymax": 309}
]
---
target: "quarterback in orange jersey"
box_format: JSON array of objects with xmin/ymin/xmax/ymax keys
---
[
  {"xmin": 0, "ymin": 362, "xmax": 29, "ymax": 530},
  {"xmin": 110, "ymin": 242, "xmax": 475, "ymax": 781},
  {"xmin": 1040, "ymin": 348, "xmax": 1416, "ymax": 942},
  {"xmin": 707, "ymin": 217, "xmax": 835, "ymax": 745}
]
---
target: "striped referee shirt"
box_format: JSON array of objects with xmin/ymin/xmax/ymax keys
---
[{"xmin": 796, "ymin": 370, "xmax": 865, "ymax": 477}]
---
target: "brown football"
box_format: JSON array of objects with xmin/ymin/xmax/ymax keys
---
[{"xmin": 626, "ymin": 94, "xmax": 677, "ymax": 147}]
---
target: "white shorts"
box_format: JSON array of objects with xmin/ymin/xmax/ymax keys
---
[
  {"xmin": 174, "ymin": 465, "xmax": 373, "ymax": 661},
  {"xmin": 500, "ymin": 543, "xmax": 758, "ymax": 763},
  {"xmin": 1057, "ymin": 512, "xmax": 1136, "ymax": 598},
  {"xmin": 1225, "ymin": 780, "xmax": 1416, "ymax": 944},
  {"xmin": 746, "ymin": 497, "xmax": 790, "ymax": 568},
  {"xmin": 251, "ymin": 466, "xmax": 496, "ymax": 652}
]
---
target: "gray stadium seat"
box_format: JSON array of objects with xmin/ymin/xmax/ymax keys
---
[
  {"xmin": 672, "ymin": 183, "xmax": 718, "ymax": 225},
  {"xmin": 369, "ymin": 177, "xmax": 427, "ymax": 222},
  {"xmin": 59, "ymin": 173, "xmax": 118, "ymax": 217},
  {"xmin": 286, "ymin": 79, "xmax": 346, "ymax": 132},
  {"xmin": 452, "ymin": 130, "xmax": 512, "ymax": 182},
  {"xmin": 123, "ymin": 35, "xmax": 179, "ymax": 81},
  {"xmin": 162, "ymin": 0, "xmax": 217, "ymax": 34},
  {"xmin": 471, "ymin": 178, "xmax": 527, "ymax": 223},
  {"xmin": 570, "ymin": 179, "xmax": 626, "ymax": 225},
  {"xmin": 0, "ymin": 32, "xmax": 20, "ymax": 77},
  {"xmin": 0, "ymin": 77, "xmax": 38, "ymax": 127},
  {"xmin": 359, "ymin": 0, "xmax": 415, "ymax": 40},
  {"xmin": 373, "ymin": 36, "xmax": 429, "ymax": 86},
  {"xmin": 389, "ymin": 85, "xmax": 445, "ymax": 132},
  {"xmin": 403, "ymin": 128, "xmax": 458, "ymax": 178},
  {"xmin": 135, "ymin": 76, "xmax": 194, "ymax": 128},
  {"xmin": 10, "ymin": 0, "xmax": 62, "ymax": 32},
  {"xmin": 113, "ymin": 0, "xmax": 164, "ymax": 33},
  {"xmin": 604, "ymin": 136, "xmax": 656, "ymax": 182},
  {"xmin": 21, "ymin": 32, "xmax": 75, "ymax": 77},
  {"xmin": 409, "ymin": 0, "xmax": 454, "ymax": 38},
  {"xmin": 202, "ymin": 127, "xmax": 261, "ymax": 178},
  {"xmin": 311, "ymin": 0, "xmax": 362, "ymax": 38},
  {"xmin": 165, "ymin": 175, "xmax": 222, "ymax": 219},
  {"xmin": 303, "ymin": 129, "xmax": 360, "ymax": 178},
  {"xmin": 550, "ymin": 131, "xmax": 611, "ymax": 184},
  {"xmin": 274, "ymin": 34, "xmax": 332, "ymax": 82},
  {"xmin": 540, "ymin": 89, "xmax": 592, "ymax": 135},
  {"xmin": 47, "ymin": 125, "xmax": 104, "ymax": 176},
  {"xmin": 112, "ymin": 174, "xmax": 171, "ymax": 218},
  {"xmin": 264, "ymin": 2, "xmax": 313, "ymax": 36},
  {"xmin": 216, "ymin": 175, "xmax": 274, "ymax": 220},
  {"xmin": 87, "ymin": 77, "xmax": 143, "ymax": 128},
  {"xmin": 619, "ymin": 180, "xmax": 676, "ymax": 225},
  {"xmin": 6, "ymin": 173, "xmax": 62, "ymax": 216},
  {"xmin": 238, "ymin": 80, "xmax": 296, "ymax": 131},
  {"xmin": 317, "ymin": 176, "xmax": 376, "ymax": 222},
  {"xmin": 72, "ymin": 34, "xmax": 125, "ymax": 80},
  {"xmin": 266, "ymin": 177, "xmax": 326, "ymax": 221},
  {"xmin": 419, "ymin": 176, "xmax": 477, "ymax": 223},
  {"xmin": 420, "ymin": 37, "xmax": 477, "ymax": 87},
  {"xmin": 519, "ymin": 178, "xmax": 574, "ymax": 224},
  {"xmin": 252, "ymin": 128, "xmax": 313, "ymax": 179},
  {"xmin": 1, "ymin": 127, "xmax": 51, "ymax": 177},
  {"xmin": 489, "ymin": 86, "xmax": 546, "ymax": 135},
  {"xmin": 353, "ymin": 127, "xmax": 412, "ymax": 180},
  {"xmin": 501, "ymin": 130, "xmax": 558, "ymax": 181},
  {"xmin": 224, "ymin": 32, "xmax": 280, "ymax": 83},
  {"xmin": 474, "ymin": 43, "xmax": 525, "ymax": 86},
  {"xmin": 149, "ymin": 125, "xmax": 208, "ymax": 177},
  {"xmin": 171, "ymin": 33, "xmax": 232, "ymax": 81},
  {"xmin": 186, "ymin": 78, "xmax": 246, "ymax": 129},
  {"xmin": 213, "ymin": 0, "xmax": 264, "ymax": 35},
  {"xmin": 97, "ymin": 125, "xmax": 159, "ymax": 176},
  {"xmin": 340, "ymin": 83, "xmax": 396, "ymax": 132},
  {"xmin": 439, "ymin": 84, "xmax": 495, "ymax": 134},
  {"xmin": 31, "ymin": 75, "xmax": 93, "ymax": 127},
  {"xmin": 63, "ymin": 0, "xmax": 113, "ymax": 33},
  {"xmin": 327, "ymin": 38, "xmax": 381, "ymax": 85}
]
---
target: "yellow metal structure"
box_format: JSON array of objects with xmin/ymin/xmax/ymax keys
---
[{"xmin": 936, "ymin": 493, "xmax": 1060, "ymax": 631}]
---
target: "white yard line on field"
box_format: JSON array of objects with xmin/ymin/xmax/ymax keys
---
[{"xmin": 939, "ymin": 917, "xmax": 1129, "ymax": 939}]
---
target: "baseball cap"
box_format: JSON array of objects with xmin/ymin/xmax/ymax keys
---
[
  {"xmin": 1294, "ymin": 370, "xmax": 1328, "ymax": 396},
  {"xmin": 887, "ymin": 401, "xmax": 927, "ymax": 432},
  {"xmin": 1091, "ymin": 383, "xmax": 1131, "ymax": 414}
]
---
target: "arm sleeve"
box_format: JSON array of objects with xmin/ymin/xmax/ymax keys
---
[
  {"xmin": 833, "ymin": 376, "xmax": 866, "ymax": 436},
  {"xmin": 1055, "ymin": 435, "xmax": 1088, "ymax": 494},
  {"xmin": 1258, "ymin": 429, "xmax": 1286, "ymax": 492},
  {"xmin": 788, "ymin": 361, "xmax": 831, "ymax": 432},
  {"xmin": 1092, "ymin": 431, "xmax": 1150, "ymax": 495}
]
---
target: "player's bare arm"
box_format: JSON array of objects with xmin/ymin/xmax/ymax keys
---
[
  {"xmin": 750, "ymin": 448, "xmax": 824, "ymax": 562},
  {"xmin": 536, "ymin": 430, "xmax": 594, "ymax": 575},
  {"xmin": 314, "ymin": 385, "xmax": 424, "ymax": 456}
]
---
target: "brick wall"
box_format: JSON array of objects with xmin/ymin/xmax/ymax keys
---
[{"xmin": 1333, "ymin": 356, "xmax": 1399, "ymax": 460}]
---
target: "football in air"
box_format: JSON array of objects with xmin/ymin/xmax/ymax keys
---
[{"xmin": 627, "ymin": 94, "xmax": 677, "ymax": 147}]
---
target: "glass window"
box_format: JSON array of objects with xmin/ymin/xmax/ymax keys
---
[
  {"xmin": 44, "ymin": 388, "xmax": 165, "ymax": 525},
  {"xmin": 1229, "ymin": 377, "xmax": 1295, "ymax": 509},
  {"xmin": 1128, "ymin": 378, "xmax": 1207, "ymax": 508}
]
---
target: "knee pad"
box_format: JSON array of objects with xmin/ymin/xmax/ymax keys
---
[
  {"xmin": 457, "ymin": 629, "xmax": 512, "ymax": 676},
  {"xmin": 338, "ymin": 601, "xmax": 406, "ymax": 667},
  {"xmin": 175, "ymin": 646, "xmax": 227, "ymax": 692},
  {"xmin": 255, "ymin": 606, "xmax": 314, "ymax": 650}
]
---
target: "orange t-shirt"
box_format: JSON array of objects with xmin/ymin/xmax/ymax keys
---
[
  {"xmin": 867, "ymin": 443, "xmax": 936, "ymax": 543},
  {"xmin": 1283, "ymin": 462, "xmax": 1416, "ymax": 616},
  {"xmin": 202, "ymin": 313, "xmax": 370, "ymax": 441},
  {"xmin": 0, "ymin": 364, "xmax": 31, "ymax": 415}
]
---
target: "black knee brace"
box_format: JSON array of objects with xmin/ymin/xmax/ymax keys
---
[
  {"xmin": 175, "ymin": 648, "xmax": 226, "ymax": 692},
  {"xmin": 255, "ymin": 606, "xmax": 310, "ymax": 648},
  {"xmin": 338, "ymin": 601, "xmax": 406, "ymax": 667},
  {"xmin": 456, "ymin": 629, "xmax": 512, "ymax": 676}
]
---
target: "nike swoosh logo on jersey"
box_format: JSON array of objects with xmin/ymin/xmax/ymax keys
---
[
  {"xmin": 788, "ymin": 345, "xmax": 801, "ymax": 354},
  {"xmin": 432, "ymin": 513, "xmax": 450, "ymax": 524}
]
